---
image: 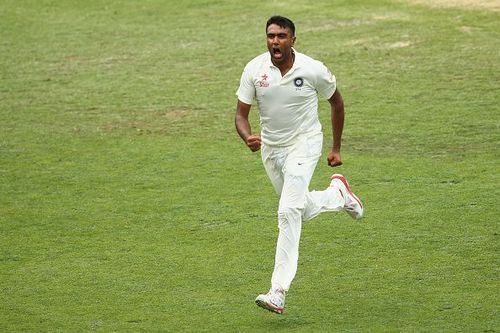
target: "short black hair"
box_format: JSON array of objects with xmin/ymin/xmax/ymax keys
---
[{"xmin": 266, "ymin": 16, "xmax": 295, "ymax": 36}]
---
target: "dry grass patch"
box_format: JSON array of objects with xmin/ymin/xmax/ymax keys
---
[{"xmin": 398, "ymin": 0, "xmax": 500, "ymax": 11}]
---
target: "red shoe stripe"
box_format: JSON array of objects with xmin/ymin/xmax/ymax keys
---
[
  {"xmin": 256, "ymin": 300, "xmax": 284, "ymax": 314},
  {"xmin": 331, "ymin": 174, "xmax": 363, "ymax": 209}
]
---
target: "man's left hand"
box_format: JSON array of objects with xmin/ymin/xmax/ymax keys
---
[{"xmin": 327, "ymin": 151, "xmax": 343, "ymax": 167}]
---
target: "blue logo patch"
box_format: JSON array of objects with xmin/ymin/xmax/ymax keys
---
[{"xmin": 294, "ymin": 78, "xmax": 304, "ymax": 87}]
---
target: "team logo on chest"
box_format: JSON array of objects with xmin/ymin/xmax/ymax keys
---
[
  {"xmin": 258, "ymin": 74, "xmax": 270, "ymax": 88},
  {"xmin": 294, "ymin": 77, "xmax": 304, "ymax": 87}
]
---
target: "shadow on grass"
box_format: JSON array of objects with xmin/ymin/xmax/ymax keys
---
[{"xmin": 255, "ymin": 311, "xmax": 316, "ymax": 331}]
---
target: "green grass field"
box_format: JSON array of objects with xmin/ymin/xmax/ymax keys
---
[{"xmin": 1, "ymin": 0, "xmax": 498, "ymax": 331}]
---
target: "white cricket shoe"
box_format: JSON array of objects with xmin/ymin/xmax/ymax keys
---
[
  {"xmin": 330, "ymin": 174, "xmax": 364, "ymax": 220},
  {"xmin": 255, "ymin": 289, "xmax": 285, "ymax": 314}
]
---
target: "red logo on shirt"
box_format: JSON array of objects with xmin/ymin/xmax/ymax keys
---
[{"xmin": 258, "ymin": 74, "xmax": 269, "ymax": 87}]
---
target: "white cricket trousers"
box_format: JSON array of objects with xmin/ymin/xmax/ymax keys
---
[{"xmin": 261, "ymin": 132, "xmax": 345, "ymax": 292}]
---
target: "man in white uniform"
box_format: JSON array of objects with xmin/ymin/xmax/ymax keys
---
[{"xmin": 235, "ymin": 16, "xmax": 364, "ymax": 314}]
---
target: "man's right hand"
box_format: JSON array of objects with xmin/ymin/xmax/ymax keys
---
[{"xmin": 246, "ymin": 135, "xmax": 262, "ymax": 152}]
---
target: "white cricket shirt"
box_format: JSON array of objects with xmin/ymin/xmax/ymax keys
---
[{"xmin": 236, "ymin": 49, "xmax": 337, "ymax": 146}]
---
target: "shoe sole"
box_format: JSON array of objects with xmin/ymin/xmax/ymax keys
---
[
  {"xmin": 331, "ymin": 174, "xmax": 363, "ymax": 219},
  {"xmin": 255, "ymin": 299, "xmax": 284, "ymax": 314}
]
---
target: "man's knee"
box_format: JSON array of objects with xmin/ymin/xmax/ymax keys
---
[{"xmin": 277, "ymin": 207, "xmax": 302, "ymax": 227}]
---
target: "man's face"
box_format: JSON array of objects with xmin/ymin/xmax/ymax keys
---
[{"xmin": 266, "ymin": 24, "xmax": 296, "ymax": 66}]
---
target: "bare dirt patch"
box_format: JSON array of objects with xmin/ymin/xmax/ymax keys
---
[{"xmin": 398, "ymin": 0, "xmax": 500, "ymax": 11}]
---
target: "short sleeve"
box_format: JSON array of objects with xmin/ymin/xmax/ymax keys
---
[
  {"xmin": 315, "ymin": 62, "xmax": 337, "ymax": 100},
  {"xmin": 236, "ymin": 65, "xmax": 255, "ymax": 105}
]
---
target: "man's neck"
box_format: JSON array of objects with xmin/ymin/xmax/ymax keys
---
[{"xmin": 274, "ymin": 51, "xmax": 295, "ymax": 76}]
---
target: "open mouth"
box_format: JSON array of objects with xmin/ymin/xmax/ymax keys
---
[{"xmin": 272, "ymin": 48, "xmax": 282, "ymax": 59}]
